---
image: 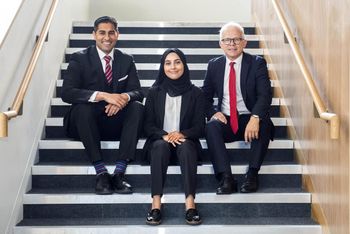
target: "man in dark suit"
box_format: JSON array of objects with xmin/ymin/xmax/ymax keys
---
[
  {"xmin": 61, "ymin": 16, "xmax": 144, "ymax": 195},
  {"xmin": 202, "ymin": 22, "xmax": 274, "ymax": 194}
]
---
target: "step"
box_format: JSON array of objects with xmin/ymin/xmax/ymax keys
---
[
  {"xmin": 14, "ymin": 223, "xmax": 321, "ymax": 234},
  {"xmin": 69, "ymin": 36, "xmax": 259, "ymax": 49},
  {"xmin": 31, "ymin": 164, "xmax": 302, "ymax": 192},
  {"xmin": 71, "ymin": 21, "xmax": 256, "ymax": 35},
  {"xmin": 38, "ymin": 139, "xmax": 293, "ymax": 150},
  {"xmin": 44, "ymin": 117, "xmax": 287, "ymax": 139},
  {"xmin": 21, "ymin": 193, "xmax": 312, "ymax": 220},
  {"xmin": 65, "ymin": 47, "xmax": 264, "ymax": 63}
]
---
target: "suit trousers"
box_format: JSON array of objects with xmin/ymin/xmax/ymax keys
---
[
  {"xmin": 205, "ymin": 114, "xmax": 271, "ymax": 177},
  {"xmin": 66, "ymin": 101, "xmax": 144, "ymax": 163},
  {"xmin": 149, "ymin": 139, "xmax": 198, "ymax": 198}
]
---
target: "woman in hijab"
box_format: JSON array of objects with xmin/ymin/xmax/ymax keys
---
[{"xmin": 143, "ymin": 48, "xmax": 205, "ymax": 225}]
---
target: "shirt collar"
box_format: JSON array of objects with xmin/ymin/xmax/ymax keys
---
[
  {"xmin": 225, "ymin": 53, "xmax": 243, "ymax": 66},
  {"xmin": 96, "ymin": 46, "xmax": 114, "ymax": 61}
]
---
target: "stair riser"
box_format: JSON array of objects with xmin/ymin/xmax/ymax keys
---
[
  {"xmin": 31, "ymin": 174, "xmax": 301, "ymax": 191},
  {"xmin": 45, "ymin": 125, "xmax": 287, "ymax": 139},
  {"xmin": 50, "ymin": 105, "xmax": 281, "ymax": 118},
  {"xmin": 69, "ymin": 40, "xmax": 259, "ymax": 49},
  {"xmin": 55, "ymin": 86, "xmax": 275, "ymax": 97},
  {"xmin": 65, "ymin": 54, "xmax": 262, "ymax": 64},
  {"xmin": 73, "ymin": 27, "xmax": 256, "ymax": 35},
  {"xmin": 38, "ymin": 149, "xmax": 294, "ymax": 164},
  {"xmin": 23, "ymin": 203, "xmax": 310, "ymax": 219}
]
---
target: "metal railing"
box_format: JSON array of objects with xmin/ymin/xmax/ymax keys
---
[
  {"xmin": 271, "ymin": 0, "xmax": 339, "ymax": 139},
  {"xmin": 0, "ymin": 0, "xmax": 59, "ymax": 137}
]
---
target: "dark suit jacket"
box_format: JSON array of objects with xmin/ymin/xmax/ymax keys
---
[
  {"xmin": 202, "ymin": 52, "xmax": 272, "ymax": 121},
  {"xmin": 61, "ymin": 45, "xmax": 143, "ymax": 133},
  {"xmin": 61, "ymin": 45, "xmax": 143, "ymax": 104},
  {"xmin": 143, "ymin": 85, "xmax": 205, "ymax": 160}
]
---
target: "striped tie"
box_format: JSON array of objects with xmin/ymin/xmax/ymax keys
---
[{"xmin": 104, "ymin": 55, "xmax": 113, "ymax": 84}]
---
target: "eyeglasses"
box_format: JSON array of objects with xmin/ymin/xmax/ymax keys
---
[{"xmin": 221, "ymin": 37, "xmax": 244, "ymax": 45}]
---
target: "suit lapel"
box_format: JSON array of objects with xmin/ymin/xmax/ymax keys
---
[
  {"xmin": 112, "ymin": 49, "xmax": 121, "ymax": 91},
  {"xmin": 217, "ymin": 56, "xmax": 226, "ymax": 102},
  {"xmin": 240, "ymin": 53, "xmax": 251, "ymax": 103},
  {"xmin": 180, "ymin": 90, "xmax": 191, "ymax": 125},
  {"xmin": 157, "ymin": 89, "xmax": 167, "ymax": 128},
  {"xmin": 90, "ymin": 46, "xmax": 105, "ymax": 88}
]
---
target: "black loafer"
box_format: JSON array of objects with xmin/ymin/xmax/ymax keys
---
[
  {"xmin": 216, "ymin": 173, "xmax": 238, "ymax": 195},
  {"xmin": 185, "ymin": 208, "xmax": 202, "ymax": 225},
  {"xmin": 146, "ymin": 209, "xmax": 162, "ymax": 225},
  {"xmin": 112, "ymin": 173, "xmax": 133, "ymax": 194},
  {"xmin": 95, "ymin": 172, "xmax": 113, "ymax": 195},
  {"xmin": 240, "ymin": 174, "xmax": 259, "ymax": 193}
]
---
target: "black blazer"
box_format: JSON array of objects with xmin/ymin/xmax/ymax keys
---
[
  {"xmin": 202, "ymin": 52, "xmax": 272, "ymax": 121},
  {"xmin": 143, "ymin": 85, "xmax": 205, "ymax": 160},
  {"xmin": 61, "ymin": 45, "xmax": 143, "ymax": 104},
  {"xmin": 61, "ymin": 46, "xmax": 143, "ymax": 133}
]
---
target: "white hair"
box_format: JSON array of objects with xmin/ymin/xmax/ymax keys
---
[{"xmin": 219, "ymin": 21, "xmax": 245, "ymax": 40}]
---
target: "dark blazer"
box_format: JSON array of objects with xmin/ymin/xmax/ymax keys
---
[
  {"xmin": 61, "ymin": 46, "xmax": 143, "ymax": 133},
  {"xmin": 202, "ymin": 52, "xmax": 272, "ymax": 121},
  {"xmin": 143, "ymin": 85, "xmax": 205, "ymax": 160},
  {"xmin": 61, "ymin": 45, "xmax": 143, "ymax": 104}
]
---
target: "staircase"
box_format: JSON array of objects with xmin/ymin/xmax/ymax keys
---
[{"xmin": 14, "ymin": 22, "xmax": 321, "ymax": 234}]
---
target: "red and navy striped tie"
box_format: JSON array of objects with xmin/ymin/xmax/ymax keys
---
[{"xmin": 104, "ymin": 55, "xmax": 113, "ymax": 84}]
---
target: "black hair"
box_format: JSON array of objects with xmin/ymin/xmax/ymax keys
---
[{"xmin": 93, "ymin": 16, "xmax": 118, "ymax": 32}]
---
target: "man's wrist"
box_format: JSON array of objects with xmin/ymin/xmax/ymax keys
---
[{"xmin": 251, "ymin": 114, "xmax": 260, "ymax": 120}]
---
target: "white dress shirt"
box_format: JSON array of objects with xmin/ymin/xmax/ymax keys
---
[
  {"xmin": 163, "ymin": 93, "xmax": 182, "ymax": 132},
  {"xmin": 221, "ymin": 53, "xmax": 250, "ymax": 116}
]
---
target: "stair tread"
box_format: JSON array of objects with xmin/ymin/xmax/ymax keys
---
[
  {"xmin": 28, "ymin": 187, "xmax": 304, "ymax": 194},
  {"xmin": 17, "ymin": 216, "xmax": 319, "ymax": 226}
]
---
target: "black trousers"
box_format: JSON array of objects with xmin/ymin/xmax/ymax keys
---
[
  {"xmin": 205, "ymin": 114, "xmax": 272, "ymax": 177},
  {"xmin": 66, "ymin": 101, "xmax": 144, "ymax": 163},
  {"xmin": 149, "ymin": 139, "xmax": 198, "ymax": 198}
]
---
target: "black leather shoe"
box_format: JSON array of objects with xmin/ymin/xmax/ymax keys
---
[
  {"xmin": 240, "ymin": 174, "xmax": 259, "ymax": 193},
  {"xmin": 146, "ymin": 209, "xmax": 162, "ymax": 225},
  {"xmin": 112, "ymin": 173, "xmax": 133, "ymax": 194},
  {"xmin": 185, "ymin": 208, "xmax": 202, "ymax": 225},
  {"xmin": 216, "ymin": 173, "xmax": 238, "ymax": 194},
  {"xmin": 95, "ymin": 172, "xmax": 113, "ymax": 195}
]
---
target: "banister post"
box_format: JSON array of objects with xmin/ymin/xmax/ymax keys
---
[{"xmin": 0, "ymin": 113, "xmax": 8, "ymax": 137}]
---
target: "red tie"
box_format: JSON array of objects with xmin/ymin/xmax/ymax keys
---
[
  {"xmin": 104, "ymin": 55, "xmax": 113, "ymax": 84},
  {"xmin": 229, "ymin": 62, "xmax": 238, "ymax": 133}
]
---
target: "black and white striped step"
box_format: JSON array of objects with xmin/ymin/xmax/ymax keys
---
[
  {"xmin": 14, "ymin": 223, "xmax": 321, "ymax": 234},
  {"xmin": 30, "ymin": 164, "xmax": 302, "ymax": 192},
  {"xmin": 69, "ymin": 34, "xmax": 260, "ymax": 48},
  {"xmin": 71, "ymin": 21, "xmax": 257, "ymax": 35},
  {"xmin": 64, "ymin": 48, "xmax": 264, "ymax": 64},
  {"xmin": 48, "ymin": 97, "xmax": 282, "ymax": 118},
  {"xmin": 44, "ymin": 116, "xmax": 288, "ymax": 139}
]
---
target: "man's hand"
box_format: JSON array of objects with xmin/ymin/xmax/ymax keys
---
[
  {"xmin": 244, "ymin": 116, "xmax": 260, "ymax": 142},
  {"xmin": 162, "ymin": 131, "xmax": 186, "ymax": 147},
  {"xmin": 105, "ymin": 104, "xmax": 120, "ymax": 116},
  {"xmin": 96, "ymin": 92, "xmax": 129, "ymax": 109},
  {"xmin": 211, "ymin": 112, "xmax": 227, "ymax": 124}
]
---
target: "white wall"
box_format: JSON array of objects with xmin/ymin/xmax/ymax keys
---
[
  {"xmin": 89, "ymin": 0, "xmax": 251, "ymax": 22},
  {"xmin": 0, "ymin": 0, "xmax": 90, "ymax": 233}
]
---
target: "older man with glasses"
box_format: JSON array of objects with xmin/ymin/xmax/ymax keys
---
[{"xmin": 202, "ymin": 21, "xmax": 275, "ymax": 194}]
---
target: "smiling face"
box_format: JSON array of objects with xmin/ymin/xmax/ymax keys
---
[
  {"xmin": 93, "ymin": 22, "xmax": 119, "ymax": 54},
  {"xmin": 163, "ymin": 52, "xmax": 185, "ymax": 80},
  {"xmin": 219, "ymin": 26, "xmax": 247, "ymax": 61}
]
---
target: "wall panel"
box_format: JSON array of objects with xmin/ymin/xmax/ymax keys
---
[{"xmin": 252, "ymin": 1, "xmax": 349, "ymax": 234}]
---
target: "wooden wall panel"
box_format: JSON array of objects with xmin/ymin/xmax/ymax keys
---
[{"xmin": 252, "ymin": 1, "xmax": 349, "ymax": 234}]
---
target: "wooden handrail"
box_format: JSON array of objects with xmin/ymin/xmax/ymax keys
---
[
  {"xmin": 271, "ymin": 0, "xmax": 339, "ymax": 139},
  {"xmin": 0, "ymin": 0, "xmax": 59, "ymax": 137}
]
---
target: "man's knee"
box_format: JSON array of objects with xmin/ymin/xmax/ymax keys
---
[{"xmin": 205, "ymin": 119, "xmax": 222, "ymax": 136}]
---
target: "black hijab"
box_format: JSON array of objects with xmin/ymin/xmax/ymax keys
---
[{"xmin": 152, "ymin": 48, "xmax": 193, "ymax": 97}]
